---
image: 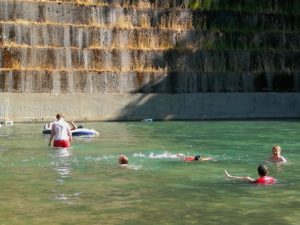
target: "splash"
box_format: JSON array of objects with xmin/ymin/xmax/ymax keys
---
[{"xmin": 132, "ymin": 151, "xmax": 183, "ymax": 159}]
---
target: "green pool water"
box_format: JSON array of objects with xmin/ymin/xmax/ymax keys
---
[{"xmin": 0, "ymin": 121, "xmax": 299, "ymax": 225}]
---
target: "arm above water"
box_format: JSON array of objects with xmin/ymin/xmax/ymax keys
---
[
  {"xmin": 279, "ymin": 156, "xmax": 287, "ymax": 163},
  {"xmin": 69, "ymin": 120, "xmax": 77, "ymax": 130},
  {"xmin": 200, "ymin": 157, "xmax": 213, "ymax": 161},
  {"xmin": 224, "ymin": 170, "xmax": 256, "ymax": 182},
  {"xmin": 48, "ymin": 124, "xmax": 55, "ymax": 146},
  {"xmin": 67, "ymin": 126, "xmax": 72, "ymax": 142}
]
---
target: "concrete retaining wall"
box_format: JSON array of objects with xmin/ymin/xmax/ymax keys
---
[{"xmin": 1, "ymin": 93, "xmax": 299, "ymax": 122}]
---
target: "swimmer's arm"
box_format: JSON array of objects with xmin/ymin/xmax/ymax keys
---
[
  {"xmin": 224, "ymin": 170, "xmax": 255, "ymax": 182},
  {"xmin": 200, "ymin": 157, "xmax": 213, "ymax": 161},
  {"xmin": 280, "ymin": 156, "xmax": 287, "ymax": 163},
  {"xmin": 67, "ymin": 126, "xmax": 72, "ymax": 142},
  {"xmin": 69, "ymin": 120, "xmax": 77, "ymax": 130},
  {"xmin": 48, "ymin": 125, "xmax": 55, "ymax": 146},
  {"xmin": 176, "ymin": 153, "xmax": 185, "ymax": 160}
]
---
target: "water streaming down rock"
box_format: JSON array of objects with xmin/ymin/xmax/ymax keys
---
[{"xmin": 0, "ymin": 0, "xmax": 300, "ymax": 121}]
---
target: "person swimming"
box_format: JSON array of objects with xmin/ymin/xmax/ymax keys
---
[
  {"xmin": 225, "ymin": 164, "xmax": 277, "ymax": 185},
  {"xmin": 183, "ymin": 155, "xmax": 201, "ymax": 161},
  {"xmin": 177, "ymin": 154, "xmax": 213, "ymax": 162},
  {"xmin": 267, "ymin": 145, "xmax": 287, "ymax": 163},
  {"xmin": 118, "ymin": 154, "xmax": 129, "ymax": 165}
]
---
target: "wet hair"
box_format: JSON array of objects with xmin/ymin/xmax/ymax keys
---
[
  {"xmin": 119, "ymin": 155, "xmax": 128, "ymax": 164},
  {"xmin": 257, "ymin": 164, "xmax": 268, "ymax": 177},
  {"xmin": 194, "ymin": 155, "xmax": 201, "ymax": 161},
  {"xmin": 78, "ymin": 125, "xmax": 83, "ymax": 129},
  {"xmin": 272, "ymin": 145, "xmax": 281, "ymax": 152}
]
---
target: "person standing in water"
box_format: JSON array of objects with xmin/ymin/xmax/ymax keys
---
[
  {"xmin": 267, "ymin": 145, "xmax": 287, "ymax": 163},
  {"xmin": 225, "ymin": 164, "xmax": 277, "ymax": 185},
  {"xmin": 48, "ymin": 113, "xmax": 72, "ymax": 148}
]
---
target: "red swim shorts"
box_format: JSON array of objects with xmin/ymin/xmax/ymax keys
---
[{"xmin": 53, "ymin": 139, "xmax": 70, "ymax": 148}]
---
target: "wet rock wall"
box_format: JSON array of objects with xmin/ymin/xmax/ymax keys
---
[
  {"xmin": 1, "ymin": 0, "xmax": 299, "ymax": 94},
  {"xmin": 0, "ymin": 0, "xmax": 192, "ymax": 94}
]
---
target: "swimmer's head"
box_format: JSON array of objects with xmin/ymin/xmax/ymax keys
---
[
  {"xmin": 194, "ymin": 155, "xmax": 201, "ymax": 161},
  {"xmin": 257, "ymin": 164, "xmax": 268, "ymax": 177},
  {"xmin": 56, "ymin": 113, "xmax": 64, "ymax": 120},
  {"xmin": 272, "ymin": 145, "xmax": 281, "ymax": 156},
  {"xmin": 119, "ymin": 155, "xmax": 128, "ymax": 164}
]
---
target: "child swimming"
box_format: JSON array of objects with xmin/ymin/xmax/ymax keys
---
[
  {"xmin": 267, "ymin": 145, "xmax": 287, "ymax": 163},
  {"xmin": 118, "ymin": 154, "xmax": 142, "ymax": 170},
  {"xmin": 118, "ymin": 154, "xmax": 129, "ymax": 165},
  {"xmin": 176, "ymin": 153, "xmax": 213, "ymax": 162},
  {"xmin": 225, "ymin": 164, "xmax": 277, "ymax": 185}
]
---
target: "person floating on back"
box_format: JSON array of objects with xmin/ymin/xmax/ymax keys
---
[
  {"xmin": 48, "ymin": 113, "xmax": 72, "ymax": 148},
  {"xmin": 176, "ymin": 153, "xmax": 213, "ymax": 162},
  {"xmin": 267, "ymin": 145, "xmax": 287, "ymax": 163},
  {"xmin": 225, "ymin": 164, "xmax": 277, "ymax": 185}
]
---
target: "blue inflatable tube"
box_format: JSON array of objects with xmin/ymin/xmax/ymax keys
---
[
  {"xmin": 42, "ymin": 128, "xmax": 99, "ymax": 136},
  {"xmin": 71, "ymin": 128, "xmax": 99, "ymax": 136}
]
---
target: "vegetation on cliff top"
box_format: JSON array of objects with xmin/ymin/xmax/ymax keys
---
[{"xmin": 188, "ymin": 0, "xmax": 300, "ymax": 15}]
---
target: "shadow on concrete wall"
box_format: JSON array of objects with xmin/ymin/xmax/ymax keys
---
[{"xmin": 117, "ymin": 8, "xmax": 300, "ymax": 120}]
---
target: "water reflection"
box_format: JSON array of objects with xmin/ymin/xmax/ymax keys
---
[
  {"xmin": 0, "ymin": 122, "xmax": 299, "ymax": 224},
  {"xmin": 50, "ymin": 148, "xmax": 73, "ymax": 180},
  {"xmin": 52, "ymin": 191, "xmax": 81, "ymax": 205},
  {"xmin": 49, "ymin": 148, "xmax": 81, "ymax": 204},
  {"xmin": 51, "ymin": 148, "xmax": 73, "ymax": 159},
  {"xmin": 274, "ymin": 162, "xmax": 286, "ymax": 172}
]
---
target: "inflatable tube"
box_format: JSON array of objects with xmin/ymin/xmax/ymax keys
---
[
  {"xmin": 42, "ymin": 129, "xmax": 51, "ymax": 134},
  {"xmin": 42, "ymin": 127, "xmax": 99, "ymax": 136},
  {"xmin": 71, "ymin": 128, "xmax": 99, "ymax": 136}
]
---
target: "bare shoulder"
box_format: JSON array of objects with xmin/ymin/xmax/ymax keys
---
[{"xmin": 280, "ymin": 156, "xmax": 287, "ymax": 162}]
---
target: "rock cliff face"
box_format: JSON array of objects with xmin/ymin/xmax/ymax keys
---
[
  {"xmin": 0, "ymin": 0, "xmax": 299, "ymax": 121},
  {"xmin": 0, "ymin": 0, "xmax": 191, "ymax": 94}
]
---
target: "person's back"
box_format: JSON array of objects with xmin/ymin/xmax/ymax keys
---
[
  {"xmin": 253, "ymin": 165, "xmax": 277, "ymax": 185},
  {"xmin": 184, "ymin": 156, "xmax": 198, "ymax": 161},
  {"xmin": 178, "ymin": 154, "xmax": 213, "ymax": 162},
  {"xmin": 53, "ymin": 119, "xmax": 70, "ymax": 141},
  {"xmin": 225, "ymin": 164, "xmax": 277, "ymax": 185},
  {"xmin": 49, "ymin": 113, "xmax": 72, "ymax": 148},
  {"xmin": 254, "ymin": 176, "xmax": 276, "ymax": 185}
]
